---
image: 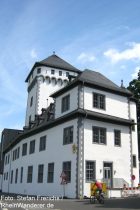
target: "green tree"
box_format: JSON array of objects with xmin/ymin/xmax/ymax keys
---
[{"xmin": 127, "ymin": 70, "xmax": 140, "ymax": 159}]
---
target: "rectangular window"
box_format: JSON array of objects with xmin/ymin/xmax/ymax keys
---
[
  {"xmin": 15, "ymin": 149, "xmax": 18, "ymax": 160},
  {"xmin": 61, "ymin": 95, "xmax": 70, "ymax": 113},
  {"xmin": 62, "ymin": 161, "xmax": 71, "ymax": 182},
  {"xmin": 63, "ymin": 126, "xmax": 73, "ymax": 145},
  {"xmin": 30, "ymin": 96, "xmax": 33, "ymax": 107},
  {"xmin": 59, "ymin": 71, "xmax": 62, "ymax": 76},
  {"xmin": 93, "ymin": 92, "xmax": 105, "ymax": 110},
  {"xmin": 132, "ymin": 155, "xmax": 137, "ymax": 168},
  {"xmin": 27, "ymin": 166, "xmax": 33, "ymax": 183},
  {"xmin": 20, "ymin": 167, "xmax": 23, "ymax": 183},
  {"xmin": 93, "ymin": 127, "xmax": 106, "ymax": 144},
  {"xmin": 29, "ymin": 115, "xmax": 31, "ymax": 123},
  {"xmin": 86, "ymin": 161, "xmax": 96, "ymax": 182},
  {"xmin": 39, "ymin": 136, "xmax": 46, "ymax": 151},
  {"xmin": 7, "ymin": 154, "xmax": 10, "ymax": 164},
  {"xmin": 15, "ymin": 168, "xmax": 18, "ymax": 184},
  {"xmin": 5, "ymin": 156, "xmax": 7, "ymax": 165},
  {"xmin": 37, "ymin": 68, "xmax": 41, "ymax": 74},
  {"xmin": 38, "ymin": 164, "xmax": 44, "ymax": 183},
  {"xmin": 22, "ymin": 143, "xmax": 27, "ymax": 156},
  {"xmin": 29, "ymin": 140, "xmax": 35, "ymax": 154},
  {"xmin": 47, "ymin": 163, "xmax": 54, "ymax": 183},
  {"xmin": 10, "ymin": 170, "xmax": 13, "ymax": 184},
  {"xmin": 6, "ymin": 172, "xmax": 8, "ymax": 180},
  {"xmin": 114, "ymin": 130, "xmax": 121, "ymax": 146},
  {"xmin": 17, "ymin": 147, "xmax": 20, "ymax": 159},
  {"xmin": 66, "ymin": 72, "xmax": 69, "ymax": 77},
  {"xmin": 51, "ymin": 69, "xmax": 55, "ymax": 74}
]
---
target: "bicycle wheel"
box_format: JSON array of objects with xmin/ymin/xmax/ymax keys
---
[
  {"xmin": 90, "ymin": 196, "xmax": 95, "ymax": 203},
  {"xmin": 99, "ymin": 196, "xmax": 104, "ymax": 204}
]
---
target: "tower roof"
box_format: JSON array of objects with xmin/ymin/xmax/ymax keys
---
[{"xmin": 25, "ymin": 54, "xmax": 81, "ymax": 82}]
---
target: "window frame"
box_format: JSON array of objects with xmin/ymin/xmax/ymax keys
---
[
  {"xmin": 92, "ymin": 126, "xmax": 106, "ymax": 145},
  {"xmin": 30, "ymin": 96, "xmax": 33, "ymax": 107},
  {"xmin": 86, "ymin": 161, "xmax": 96, "ymax": 182},
  {"xmin": 20, "ymin": 167, "xmax": 23, "ymax": 183},
  {"xmin": 132, "ymin": 155, "xmax": 137, "ymax": 168},
  {"xmin": 47, "ymin": 163, "xmax": 54, "ymax": 183},
  {"xmin": 29, "ymin": 140, "xmax": 35, "ymax": 154},
  {"xmin": 22, "ymin": 143, "xmax": 27, "ymax": 156},
  {"xmin": 114, "ymin": 130, "xmax": 121, "ymax": 147},
  {"xmin": 38, "ymin": 164, "xmax": 44, "ymax": 183},
  {"xmin": 62, "ymin": 161, "xmax": 71, "ymax": 183},
  {"xmin": 15, "ymin": 168, "xmax": 18, "ymax": 184},
  {"xmin": 51, "ymin": 69, "xmax": 55, "ymax": 75},
  {"xmin": 66, "ymin": 72, "xmax": 69, "ymax": 77},
  {"xmin": 93, "ymin": 92, "xmax": 106, "ymax": 110},
  {"xmin": 63, "ymin": 126, "xmax": 73, "ymax": 145},
  {"xmin": 37, "ymin": 68, "xmax": 41, "ymax": 74},
  {"xmin": 10, "ymin": 170, "xmax": 13, "ymax": 184},
  {"xmin": 61, "ymin": 94, "xmax": 70, "ymax": 113},
  {"xmin": 59, "ymin": 71, "xmax": 62, "ymax": 76},
  {"xmin": 39, "ymin": 136, "xmax": 46, "ymax": 151},
  {"xmin": 27, "ymin": 166, "xmax": 33, "ymax": 183}
]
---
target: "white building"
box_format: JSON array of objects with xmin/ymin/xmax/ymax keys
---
[{"xmin": 1, "ymin": 54, "xmax": 139, "ymax": 198}]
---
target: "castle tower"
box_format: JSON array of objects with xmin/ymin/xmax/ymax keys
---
[{"xmin": 25, "ymin": 54, "xmax": 81, "ymax": 126}]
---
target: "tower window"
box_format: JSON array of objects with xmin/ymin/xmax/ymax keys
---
[
  {"xmin": 29, "ymin": 115, "xmax": 31, "ymax": 123},
  {"xmin": 37, "ymin": 68, "xmax": 41, "ymax": 74},
  {"xmin": 51, "ymin": 69, "xmax": 55, "ymax": 75},
  {"xmin": 30, "ymin": 96, "xmax": 33, "ymax": 107},
  {"xmin": 66, "ymin": 72, "xmax": 69, "ymax": 77},
  {"xmin": 59, "ymin": 71, "xmax": 62, "ymax": 76}
]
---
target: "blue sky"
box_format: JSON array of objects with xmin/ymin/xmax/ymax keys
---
[{"xmin": 0, "ymin": 0, "xmax": 140, "ymax": 136}]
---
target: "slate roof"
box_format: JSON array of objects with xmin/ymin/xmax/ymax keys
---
[
  {"xmin": 51, "ymin": 69, "xmax": 132, "ymax": 97},
  {"xmin": 25, "ymin": 54, "xmax": 81, "ymax": 82}
]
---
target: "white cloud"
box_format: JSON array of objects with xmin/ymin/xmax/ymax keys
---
[
  {"xmin": 131, "ymin": 66, "xmax": 140, "ymax": 79},
  {"xmin": 30, "ymin": 49, "xmax": 38, "ymax": 59},
  {"xmin": 77, "ymin": 52, "xmax": 95, "ymax": 63},
  {"xmin": 104, "ymin": 43, "xmax": 140, "ymax": 63}
]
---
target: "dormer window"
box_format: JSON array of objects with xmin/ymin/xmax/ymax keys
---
[
  {"xmin": 37, "ymin": 68, "xmax": 41, "ymax": 74},
  {"xmin": 51, "ymin": 69, "xmax": 55, "ymax": 75}
]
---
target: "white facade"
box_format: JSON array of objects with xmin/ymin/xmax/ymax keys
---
[
  {"xmin": 2, "ymin": 57, "xmax": 139, "ymax": 198},
  {"xmin": 2, "ymin": 119, "xmax": 77, "ymax": 197}
]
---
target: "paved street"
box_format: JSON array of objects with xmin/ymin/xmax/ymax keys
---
[{"xmin": 0, "ymin": 196, "xmax": 140, "ymax": 210}]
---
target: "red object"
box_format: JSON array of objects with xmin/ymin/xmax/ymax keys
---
[
  {"xmin": 95, "ymin": 181, "xmax": 102, "ymax": 189},
  {"xmin": 132, "ymin": 175, "xmax": 135, "ymax": 180}
]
